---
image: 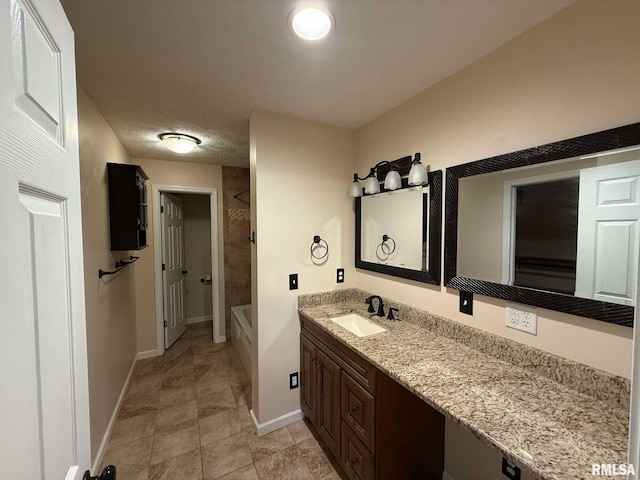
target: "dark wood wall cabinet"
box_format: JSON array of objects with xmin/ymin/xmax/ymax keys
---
[
  {"xmin": 300, "ymin": 317, "xmax": 444, "ymax": 480},
  {"xmin": 107, "ymin": 163, "xmax": 149, "ymax": 251}
]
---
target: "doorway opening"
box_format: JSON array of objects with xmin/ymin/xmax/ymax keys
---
[{"xmin": 152, "ymin": 185, "xmax": 223, "ymax": 354}]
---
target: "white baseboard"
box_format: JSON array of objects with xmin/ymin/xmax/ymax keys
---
[
  {"xmin": 91, "ymin": 355, "xmax": 137, "ymax": 474},
  {"xmin": 214, "ymin": 335, "xmax": 227, "ymax": 344},
  {"xmin": 137, "ymin": 349, "xmax": 162, "ymax": 360},
  {"xmin": 250, "ymin": 408, "xmax": 302, "ymax": 437},
  {"xmin": 187, "ymin": 315, "xmax": 213, "ymax": 325},
  {"xmin": 442, "ymin": 472, "xmax": 456, "ymax": 480}
]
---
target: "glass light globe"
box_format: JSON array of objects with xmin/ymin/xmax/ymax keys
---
[
  {"xmin": 348, "ymin": 181, "xmax": 362, "ymax": 198},
  {"xmin": 384, "ymin": 170, "xmax": 401, "ymax": 190},
  {"xmin": 364, "ymin": 176, "xmax": 380, "ymax": 195},
  {"xmin": 159, "ymin": 133, "xmax": 200, "ymax": 153},
  {"xmin": 290, "ymin": 7, "xmax": 333, "ymax": 40},
  {"xmin": 408, "ymin": 162, "xmax": 427, "ymax": 185}
]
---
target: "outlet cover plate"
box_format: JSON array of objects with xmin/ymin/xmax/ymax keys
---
[
  {"xmin": 502, "ymin": 458, "xmax": 521, "ymax": 480},
  {"xmin": 337, "ymin": 268, "xmax": 344, "ymax": 283},
  {"xmin": 460, "ymin": 291, "xmax": 473, "ymax": 315},
  {"xmin": 505, "ymin": 302, "xmax": 537, "ymax": 335},
  {"xmin": 289, "ymin": 372, "xmax": 299, "ymax": 389}
]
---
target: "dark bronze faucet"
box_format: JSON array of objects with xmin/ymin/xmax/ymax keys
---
[{"xmin": 365, "ymin": 295, "xmax": 385, "ymax": 317}]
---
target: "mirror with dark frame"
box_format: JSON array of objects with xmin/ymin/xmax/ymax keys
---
[
  {"xmin": 445, "ymin": 123, "xmax": 640, "ymax": 327},
  {"xmin": 355, "ymin": 169, "xmax": 442, "ymax": 285}
]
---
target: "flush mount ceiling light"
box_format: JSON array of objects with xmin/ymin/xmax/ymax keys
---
[
  {"xmin": 158, "ymin": 133, "xmax": 201, "ymax": 154},
  {"xmin": 349, "ymin": 153, "xmax": 428, "ymax": 198},
  {"xmin": 289, "ymin": 5, "xmax": 334, "ymax": 41}
]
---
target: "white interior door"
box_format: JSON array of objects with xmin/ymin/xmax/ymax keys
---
[
  {"xmin": 0, "ymin": 0, "xmax": 90, "ymax": 479},
  {"xmin": 162, "ymin": 192, "xmax": 187, "ymax": 348},
  {"xmin": 575, "ymin": 159, "xmax": 640, "ymax": 306}
]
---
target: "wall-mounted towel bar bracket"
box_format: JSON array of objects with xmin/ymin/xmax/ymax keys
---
[{"xmin": 98, "ymin": 255, "xmax": 140, "ymax": 278}]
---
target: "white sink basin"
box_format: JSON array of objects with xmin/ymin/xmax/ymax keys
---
[{"xmin": 330, "ymin": 314, "xmax": 388, "ymax": 337}]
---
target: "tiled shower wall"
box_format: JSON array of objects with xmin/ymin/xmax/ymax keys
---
[{"xmin": 222, "ymin": 167, "xmax": 251, "ymax": 334}]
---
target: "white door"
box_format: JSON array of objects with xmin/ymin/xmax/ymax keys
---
[
  {"xmin": 162, "ymin": 192, "xmax": 187, "ymax": 348},
  {"xmin": 575, "ymin": 159, "xmax": 640, "ymax": 306},
  {"xmin": 0, "ymin": 0, "xmax": 90, "ymax": 479}
]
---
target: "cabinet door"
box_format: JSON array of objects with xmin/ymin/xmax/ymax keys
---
[
  {"xmin": 300, "ymin": 334, "xmax": 317, "ymax": 424},
  {"xmin": 317, "ymin": 348, "xmax": 342, "ymax": 460}
]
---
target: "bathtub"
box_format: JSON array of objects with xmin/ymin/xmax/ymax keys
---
[{"xmin": 231, "ymin": 304, "xmax": 252, "ymax": 378}]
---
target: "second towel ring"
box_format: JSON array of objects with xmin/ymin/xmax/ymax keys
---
[
  {"xmin": 310, "ymin": 235, "xmax": 329, "ymax": 260},
  {"xmin": 380, "ymin": 234, "xmax": 396, "ymax": 255}
]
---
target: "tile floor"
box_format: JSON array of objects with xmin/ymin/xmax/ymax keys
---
[{"xmin": 101, "ymin": 321, "xmax": 344, "ymax": 480}]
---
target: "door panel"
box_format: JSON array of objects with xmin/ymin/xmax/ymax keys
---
[
  {"xmin": 162, "ymin": 192, "xmax": 187, "ymax": 347},
  {"xmin": 300, "ymin": 334, "xmax": 317, "ymax": 424},
  {"xmin": 317, "ymin": 349, "xmax": 341, "ymax": 460},
  {"xmin": 0, "ymin": 0, "xmax": 90, "ymax": 477},
  {"xmin": 576, "ymin": 160, "xmax": 640, "ymax": 305}
]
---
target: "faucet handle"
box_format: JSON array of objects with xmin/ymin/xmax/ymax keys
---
[
  {"xmin": 364, "ymin": 297, "xmax": 375, "ymax": 313},
  {"xmin": 387, "ymin": 307, "xmax": 399, "ymax": 321}
]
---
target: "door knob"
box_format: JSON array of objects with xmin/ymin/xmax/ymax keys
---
[{"xmin": 83, "ymin": 465, "xmax": 116, "ymax": 480}]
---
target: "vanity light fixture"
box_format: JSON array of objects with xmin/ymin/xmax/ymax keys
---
[
  {"xmin": 289, "ymin": 5, "xmax": 334, "ymax": 41},
  {"xmin": 158, "ymin": 132, "xmax": 201, "ymax": 154},
  {"xmin": 349, "ymin": 153, "xmax": 428, "ymax": 198}
]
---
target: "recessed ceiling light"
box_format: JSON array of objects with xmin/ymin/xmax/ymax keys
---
[
  {"xmin": 290, "ymin": 5, "xmax": 334, "ymax": 41},
  {"xmin": 158, "ymin": 133, "xmax": 201, "ymax": 154}
]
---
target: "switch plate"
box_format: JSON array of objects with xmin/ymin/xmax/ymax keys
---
[
  {"xmin": 336, "ymin": 268, "xmax": 344, "ymax": 283},
  {"xmin": 289, "ymin": 273, "xmax": 298, "ymax": 290},
  {"xmin": 505, "ymin": 302, "xmax": 537, "ymax": 335},
  {"xmin": 289, "ymin": 372, "xmax": 299, "ymax": 389},
  {"xmin": 459, "ymin": 291, "xmax": 473, "ymax": 315},
  {"xmin": 502, "ymin": 458, "xmax": 521, "ymax": 480}
]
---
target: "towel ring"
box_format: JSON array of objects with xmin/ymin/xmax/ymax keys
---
[
  {"xmin": 310, "ymin": 235, "xmax": 329, "ymax": 260},
  {"xmin": 380, "ymin": 234, "xmax": 396, "ymax": 255}
]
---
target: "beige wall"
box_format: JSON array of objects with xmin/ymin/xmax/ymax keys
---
[
  {"xmin": 355, "ymin": 0, "xmax": 640, "ymax": 379},
  {"xmin": 131, "ymin": 158, "xmax": 225, "ymax": 353},
  {"xmin": 183, "ymin": 194, "xmax": 213, "ymax": 321},
  {"xmin": 250, "ymin": 110, "xmax": 356, "ymax": 423},
  {"xmin": 77, "ymin": 87, "xmax": 137, "ymax": 461}
]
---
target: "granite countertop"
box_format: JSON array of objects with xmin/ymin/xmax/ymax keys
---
[{"xmin": 298, "ymin": 290, "xmax": 630, "ymax": 480}]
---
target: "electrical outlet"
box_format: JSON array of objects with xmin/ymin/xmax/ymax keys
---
[
  {"xmin": 336, "ymin": 268, "xmax": 344, "ymax": 283},
  {"xmin": 502, "ymin": 458, "xmax": 521, "ymax": 480},
  {"xmin": 505, "ymin": 302, "xmax": 537, "ymax": 335},
  {"xmin": 289, "ymin": 372, "xmax": 299, "ymax": 389}
]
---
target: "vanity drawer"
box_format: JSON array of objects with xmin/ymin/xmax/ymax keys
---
[
  {"xmin": 341, "ymin": 423, "xmax": 374, "ymax": 480},
  {"xmin": 342, "ymin": 371, "xmax": 375, "ymax": 451}
]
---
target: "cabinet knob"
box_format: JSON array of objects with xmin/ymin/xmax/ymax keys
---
[
  {"xmin": 350, "ymin": 457, "xmax": 359, "ymax": 464},
  {"xmin": 351, "ymin": 405, "xmax": 358, "ymax": 411}
]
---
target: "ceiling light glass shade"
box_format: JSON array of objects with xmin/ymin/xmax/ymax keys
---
[
  {"xmin": 159, "ymin": 133, "xmax": 201, "ymax": 153},
  {"xmin": 384, "ymin": 170, "xmax": 401, "ymax": 191},
  {"xmin": 408, "ymin": 161, "xmax": 427, "ymax": 186},
  {"xmin": 349, "ymin": 180, "xmax": 362, "ymax": 198},
  {"xmin": 364, "ymin": 176, "xmax": 380, "ymax": 195},
  {"xmin": 290, "ymin": 6, "xmax": 333, "ymax": 40}
]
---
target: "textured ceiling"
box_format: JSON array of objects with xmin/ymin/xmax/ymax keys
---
[{"xmin": 61, "ymin": 0, "xmax": 574, "ymax": 167}]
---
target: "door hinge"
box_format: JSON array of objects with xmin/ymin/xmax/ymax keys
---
[
  {"xmin": 160, "ymin": 205, "xmax": 164, "ymax": 213},
  {"xmin": 162, "ymin": 263, "xmax": 166, "ymax": 271},
  {"xmin": 164, "ymin": 321, "xmax": 167, "ymax": 327}
]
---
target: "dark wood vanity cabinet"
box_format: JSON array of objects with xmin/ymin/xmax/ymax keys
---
[
  {"xmin": 107, "ymin": 163, "xmax": 149, "ymax": 251},
  {"xmin": 300, "ymin": 317, "xmax": 444, "ymax": 480},
  {"xmin": 300, "ymin": 333, "xmax": 343, "ymax": 460}
]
